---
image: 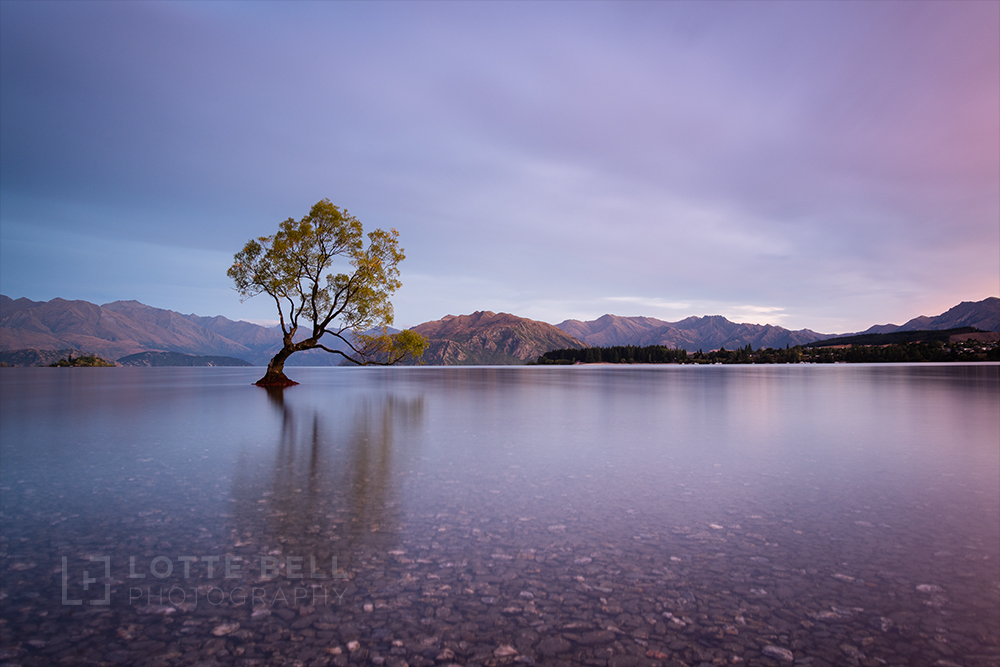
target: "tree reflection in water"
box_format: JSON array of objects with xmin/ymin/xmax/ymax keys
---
[{"xmin": 229, "ymin": 386, "xmax": 425, "ymax": 574}]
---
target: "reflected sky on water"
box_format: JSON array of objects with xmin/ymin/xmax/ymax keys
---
[{"xmin": 1, "ymin": 364, "xmax": 997, "ymax": 665}]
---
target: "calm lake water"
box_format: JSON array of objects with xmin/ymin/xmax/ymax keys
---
[{"xmin": 1, "ymin": 364, "xmax": 998, "ymax": 667}]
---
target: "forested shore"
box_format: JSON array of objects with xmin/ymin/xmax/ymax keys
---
[{"xmin": 534, "ymin": 336, "xmax": 1000, "ymax": 365}]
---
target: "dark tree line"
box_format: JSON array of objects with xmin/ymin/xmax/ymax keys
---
[
  {"xmin": 535, "ymin": 345, "xmax": 688, "ymax": 364},
  {"xmin": 807, "ymin": 326, "xmax": 982, "ymax": 348},
  {"xmin": 535, "ymin": 339, "xmax": 1000, "ymax": 365},
  {"xmin": 793, "ymin": 340, "xmax": 1000, "ymax": 363}
]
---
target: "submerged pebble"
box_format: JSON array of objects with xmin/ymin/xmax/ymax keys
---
[
  {"xmin": 761, "ymin": 645, "xmax": 795, "ymax": 662},
  {"xmin": 2, "ymin": 368, "xmax": 997, "ymax": 667}
]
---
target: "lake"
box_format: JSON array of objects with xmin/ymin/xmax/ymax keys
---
[{"xmin": 0, "ymin": 364, "xmax": 998, "ymax": 667}]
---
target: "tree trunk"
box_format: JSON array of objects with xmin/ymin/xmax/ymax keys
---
[{"xmin": 255, "ymin": 346, "xmax": 299, "ymax": 387}]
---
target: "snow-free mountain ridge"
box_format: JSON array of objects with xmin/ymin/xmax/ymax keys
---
[
  {"xmin": 1, "ymin": 295, "xmax": 997, "ymax": 365},
  {"xmin": 556, "ymin": 313, "xmax": 827, "ymax": 352},
  {"xmin": 408, "ymin": 311, "xmax": 585, "ymax": 365},
  {"xmin": 860, "ymin": 297, "xmax": 1000, "ymax": 335}
]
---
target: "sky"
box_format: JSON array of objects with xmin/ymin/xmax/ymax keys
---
[{"xmin": 1, "ymin": 1, "xmax": 997, "ymax": 334}]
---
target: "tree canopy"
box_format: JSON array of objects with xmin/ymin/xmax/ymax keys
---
[{"xmin": 228, "ymin": 199, "xmax": 426, "ymax": 385}]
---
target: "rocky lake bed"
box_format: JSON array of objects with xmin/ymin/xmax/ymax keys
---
[{"xmin": 1, "ymin": 365, "xmax": 998, "ymax": 667}]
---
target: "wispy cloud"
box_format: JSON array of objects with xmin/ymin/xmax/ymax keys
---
[{"xmin": 1, "ymin": 1, "xmax": 996, "ymax": 332}]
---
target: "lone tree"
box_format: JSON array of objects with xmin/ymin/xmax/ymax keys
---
[{"xmin": 228, "ymin": 199, "xmax": 426, "ymax": 386}]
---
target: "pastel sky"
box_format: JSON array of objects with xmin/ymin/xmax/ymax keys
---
[{"xmin": 2, "ymin": 1, "xmax": 997, "ymax": 333}]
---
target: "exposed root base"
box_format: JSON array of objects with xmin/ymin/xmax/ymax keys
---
[{"xmin": 254, "ymin": 378, "xmax": 299, "ymax": 387}]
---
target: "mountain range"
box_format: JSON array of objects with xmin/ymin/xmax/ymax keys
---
[
  {"xmin": 409, "ymin": 311, "xmax": 585, "ymax": 365},
  {"xmin": 0, "ymin": 296, "xmax": 357, "ymax": 367},
  {"xmin": 1, "ymin": 296, "xmax": 278, "ymax": 364},
  {"xmin": 1, "ymin": 294, "xmax": 997, "ymax": 366},
  {"xmin": 554, "ymin": 297, "xmax": 1000, "ymax": 352},
  {"xmin": 856, "ymin": 297, "xmax": 1000, "ymax": 335},
  {"xmin": 556, "ymin": 314, "xmax": 827, "ymax": 351}
]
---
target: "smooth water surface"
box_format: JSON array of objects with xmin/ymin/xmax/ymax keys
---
[{"xmin": 1, "ymin": 365, "xmax": 998, "ymax": 666}]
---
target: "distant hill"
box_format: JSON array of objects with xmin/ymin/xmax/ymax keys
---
[
  {"xmin": 557, "ymin": 298, "xmax": 1000, "ymax": 351},
  {"xmin": 897, "ymin": 297, "xmax": 1000, "ymax": 332},
  {"xmin": 556, "ymin": 313, "xmax": 827, "ymax": 352},
  {"xmin": 557, "ymin": 314, "xmax": 672, "ymax": 347},
  {"xmin": 0, "ymin": 296, "xmax": 269, "ymax": 362},
  {"xmin": 409, "ymin": 311, "xmax": 586, "ymax": 365},
  {"xmin": 844, "ymin": 297, "xmax": 1000, "ymax": 338},
  {"xmin": 0, "ymin": 348, "xmax": 87, "ymax": 367},
  {"xmin": 807, "ymin": 327, "xmax": 991, "ymax": 348},
  {"xmin": 0, "ymin": 296, "xmax": 365, "ymax": 366},
  {"xmin": 0, "ymin": 295, "xmax": 392, "ymax": 366},
  {"xmin": 3, "ymin": 295, "xmax": 996, "ymax": 364},
  {"xmin": 99, "ymin": 299, "xmax": 360, "ymax": 366},
  {"xmin": 117, "ymin": 351, "xmax": 253, "ymax": 367}
]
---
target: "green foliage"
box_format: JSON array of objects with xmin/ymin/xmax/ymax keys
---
[
  {"xmin": 49, "ymin": 354, "xmax": 114, "ymax": 367},
  {"xmin": 228, "ymin": 199, "xmax": 426, "ymax": 383},
  {"xmin": 351, "ymin": 328, "xmax": 429, "ymax": 366}
]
